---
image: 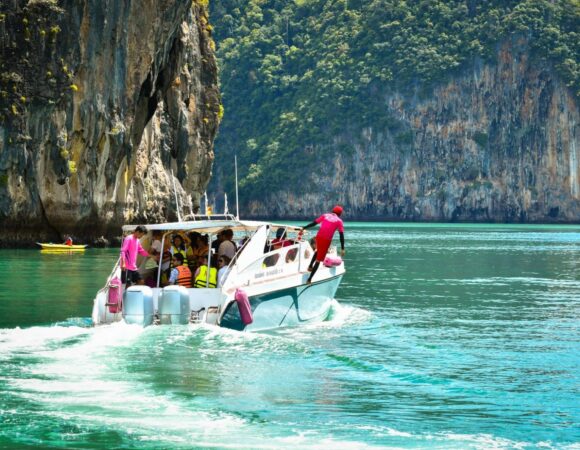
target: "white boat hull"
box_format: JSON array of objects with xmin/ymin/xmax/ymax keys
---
[
  {"xmin": 92, "ymin": 268, "xmax": 343, "ymax": 331},
  {"xmin": 219, "ymin": 273, "xmax": 342, "ymax": 331}
]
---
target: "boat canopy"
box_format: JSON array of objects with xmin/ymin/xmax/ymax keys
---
[{"xmin": 122, "ymin": 219, "xmax": 303, "ymax": 234}]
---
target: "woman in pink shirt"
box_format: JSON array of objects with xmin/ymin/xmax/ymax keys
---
[{"xmin": 302, "ymin": 205, "xmax": 345, "ymax": 284}]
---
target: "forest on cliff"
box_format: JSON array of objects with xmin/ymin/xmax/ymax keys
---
[{"xmin": 210, "ymin": 0, "xmax": 579, "ymax": 205}]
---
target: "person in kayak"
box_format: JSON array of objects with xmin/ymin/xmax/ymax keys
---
[{"xmin": 302, "ymin": 205, "xmax": 345, "ymax": 284}]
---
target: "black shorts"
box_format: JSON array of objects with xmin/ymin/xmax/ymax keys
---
[{"xmin": 122, "ymin": 269, "xmax": 142, "ymax": 285}]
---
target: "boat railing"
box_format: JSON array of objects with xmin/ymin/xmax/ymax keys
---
[
  {"xmin": 230, "ymin": 241, "xmax": 311, "ymax": 287},
  {"xmin": 96, "ymin": 256, "xmax": 122, "ymax": 295},
  {"xmin": 187, "ymin": 213, "xmax": 238, "ymax": 221}
]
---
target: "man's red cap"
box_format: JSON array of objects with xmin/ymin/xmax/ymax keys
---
[{"xmin": 332, "ymin": 205, "xmax": 343, "ymax": 215}]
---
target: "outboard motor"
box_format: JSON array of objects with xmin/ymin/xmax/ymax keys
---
[
  {"xmin": 158, "ymin": 285, "xmax": 190, "ymax": 325},
  {"xmin": 123, "ymin": 286, "xmax": 154, "ymax": 326}
]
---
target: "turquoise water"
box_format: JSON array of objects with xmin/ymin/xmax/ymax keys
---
[{"xmin": 0, "ymin": 223, "xmax": 579, "ymax": 449}]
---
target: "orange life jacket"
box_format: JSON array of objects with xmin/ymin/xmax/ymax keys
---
[{"xmin": 176, "ymin": 265, "xmax": 192, "ymax": 288}]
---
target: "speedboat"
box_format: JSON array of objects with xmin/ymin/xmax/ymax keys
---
[{"xmin": 91, "ymin": 216, "xmax": 345, "ymax": 331}]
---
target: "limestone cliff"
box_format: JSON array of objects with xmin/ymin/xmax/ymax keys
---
[
  {"xmin": 242, "ymin": 40, "xmax": 579, "ymax": 223},
  {"xmin": 0, "ymin": 0, "xmax": 220, "ymax": 245}
]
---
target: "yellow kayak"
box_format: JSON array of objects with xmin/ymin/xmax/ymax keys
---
[{"xmin": 36, "ymin": 243, "xmax": 88, "ymax": 251}]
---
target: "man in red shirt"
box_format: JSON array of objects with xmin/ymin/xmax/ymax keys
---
[{"xmin": 302, "ymin": 205, "xmax": 345, "ymax": 284}]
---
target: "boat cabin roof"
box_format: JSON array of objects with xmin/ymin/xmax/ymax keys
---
[{"xmin": 122, "ymin": 219, "xmax": 302, "ymax": 234}]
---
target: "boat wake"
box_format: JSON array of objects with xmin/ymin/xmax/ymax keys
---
[
  {"xmin": 0, "ymin": 321, "xmax": 382, "ymax": 449},
  {"xmin": 0, "ymin": 318, "xmax": 573, "ymax": 449},
  {"xmin": 325, "ymin": 299, "xmax": 373, "ymax": 326}
]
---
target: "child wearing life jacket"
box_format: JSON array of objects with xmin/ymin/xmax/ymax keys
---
[{"xmin": 168, "ymin": 253, "xmax": 192, "ymax": 288}]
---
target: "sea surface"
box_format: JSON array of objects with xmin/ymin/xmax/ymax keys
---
[{"xmin": 0, "ymin": 223, "xmax": 579, "ymax": 449}]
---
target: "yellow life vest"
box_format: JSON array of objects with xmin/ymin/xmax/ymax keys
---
[
  {"xmin": 194, "ymin": 265, "xmax": 217, "ymax": 288},
  {"xmin": 176, "ymin": 265, "xmax": 192, "ymax": 288},
  {"xmin": 171, "ymin": 246, "xmax": 189, "ymax": 266}
]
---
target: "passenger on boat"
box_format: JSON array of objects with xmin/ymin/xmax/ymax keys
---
[
  {"xmin": 64, "ymin": 236, "xmax": 73, "ymax": 246},
  {"xmin": 218, "ymin": 229, "xmax": 237, "ymax": 259},
  {"xmin": 193, "ymin": 254, "xmax": 217, "ymax": 288},
  {"xmin": 188, "ymin": 232, "xmax": 209, "ymax": 263},
  {"xmin": 143, "ymin": 231, "xmax": 165, "ymax": 287},
  {"xmin": 237, "ymin": 236, "xmax": 249, "ymax": 249},
  {"xmin": 271, "ymin": 228, "xmax": 298, "ymax": 262},
  {"xmin": 168, "ymin": 253, "xmax": 192, "ymax": 288},
  {"xmin": 271, "ymin": 228, "xmax": 293, "ymax": 250},
  {"xmin": 120, "ymin": 225, "xmax": 152, "ymax": 286},
  {"xmin": 159, "ymin": 249, "xmax": 172, "ymax": 286},
  {"xmin": 217, "ymin": 255, "xmax": 231, "ymax": 288},
  {"xmin": 150, "ymin": 231, "xmax": 163, "ymax": 260},
  {"xmin": 149, "ymin": 237, "xmax": 173, "ymax": 286},
  {"xmin": 211, "ymin": 230, "xmax": 224, "ymax": 253},
  {"xmin": 187, "ymin": 231, "xmax": 200, "ymax": 246},
  {"xmin": 186, "ymin": 232, "xmax": 200, "ymax": 262},
  {"xmin": 170, "ymin": 234, "xmax": 191, "ymax": 267},
  {"xmin": 162, "ymin": 248, "xmax": 171, "ymax": 265},
  {"xmin": 302, "ymin": 205, "xmax": 345, "ymax": 284}
]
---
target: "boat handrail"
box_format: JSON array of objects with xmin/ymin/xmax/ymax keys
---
[
  {"xmin": 229, "ymin": 241, "xmax": 309, "ymax": 287},
  {"xmin": 96, "ymin": 256, "xmax": 121, "ymax": 296},
  {"xmin": 189, "ymin": 213, "xmax": 238, "ymax": 221},
  {"xmin": 234, "ymin": 241, "xmax": 300, "ymax": 272}
]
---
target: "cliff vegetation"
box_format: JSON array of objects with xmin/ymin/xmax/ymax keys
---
[
  {"xmin": 0, "ymin": 0, "xmax": 220, "ymax": 245},
  {"xmin": 210, "ymin": 0, "xmax": 579, "ymax": 222}
]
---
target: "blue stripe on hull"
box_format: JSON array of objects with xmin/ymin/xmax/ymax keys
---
[{"xmin": 220, "ymin": 275, "xmax": 343, "ymax": 332}]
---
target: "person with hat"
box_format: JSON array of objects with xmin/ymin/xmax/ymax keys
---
[{"xmin": 302, "ymin": 205, "xmax": 345, "ymax": 284}]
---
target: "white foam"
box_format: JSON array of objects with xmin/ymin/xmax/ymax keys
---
[
  {"xmin": 0, "ymin": 325, "xmax": 89, "ymax": 361},
  {"xmin": 425, "ymin": 432, "xmax": 532, "ymax": 449},
  {"xmin": 325, "ymin": 300, "xmax": 373, "ymax": 326}
]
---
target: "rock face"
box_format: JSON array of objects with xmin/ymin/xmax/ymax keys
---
[
  {"xmin": 243, "ymin": 40, "xmax": 579, "ymax": 223},
  {"xmin": 0, "ymin": 0, "xmax": 220, "ymax": 245}
]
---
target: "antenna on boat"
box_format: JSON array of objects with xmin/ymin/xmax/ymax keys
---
[
  {"xmin": 235, "ymin": 154, "xmax": 239, "ymax": 220},
  {"xmin": 171, "ymin": 169, "xmax": 183, "ymax": 222},
  {"xmin": 224, "ymin": 193, "xmax": 229, "ymax": 215}
]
